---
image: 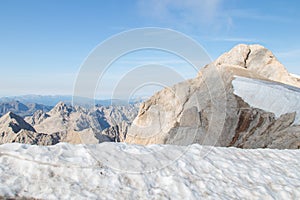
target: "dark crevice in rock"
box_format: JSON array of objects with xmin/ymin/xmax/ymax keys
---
[{"xmin": 244, "ymin": 49, "xmax": 251, "ymax": 68}]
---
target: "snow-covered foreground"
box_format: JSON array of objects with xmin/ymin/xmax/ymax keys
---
[
  {"xmin": 233, "ymin": 76, "xmax": 300, "ymax": 124},
  {"xmin": 0, "ymin": 143, "xmax": 300, "ymax": 200}
]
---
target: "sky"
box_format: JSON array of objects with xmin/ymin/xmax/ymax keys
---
[{"xmin": 0, "ymin": 0, "xmax": 299, "ymax": 99}]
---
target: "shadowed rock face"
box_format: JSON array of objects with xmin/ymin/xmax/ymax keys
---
[
  {"xmin": 0, "ymin": 112, "xmax": 36, "ymax": 133},
  {"xmin": 125, "ymin": 44, "xmax": 300, "ymax": 149}
]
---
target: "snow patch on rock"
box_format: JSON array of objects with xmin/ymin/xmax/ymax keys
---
[{"xmin": 232, "ymin": 76, "xmax": 300, "ymax": 124}]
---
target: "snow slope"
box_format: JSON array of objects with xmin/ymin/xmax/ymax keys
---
[
  {"xmin": 0, "ymin": 143, "xmax": 299, "ymax": 199},
  {"xmin": 233, "ymin": 76, "xmax": 300, "ymax": 124}
]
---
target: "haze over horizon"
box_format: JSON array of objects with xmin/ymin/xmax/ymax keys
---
[{"xmin": 0, "ymin": 0, "xmax": 299, "ymax": 98}]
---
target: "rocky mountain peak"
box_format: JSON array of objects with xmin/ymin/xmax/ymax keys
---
[
  {"xmin": 214, "ymin": 44, "xmax": 255, "ymax": 68},
  {"xmin": 213, "ymin": 44, "xmax": 300, "ymax": 87},
  {"xmin": 49, "ymin": 101, "xmax": 72, "ymax": 116},
  {"xmin": 0, "ymin": 112, "xmax": 36, "ymax": 133},
  {"xmin": 215, "ymin": 44, "xmax": 278, "ymax": 68}
]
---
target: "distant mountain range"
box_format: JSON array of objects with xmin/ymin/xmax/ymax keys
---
[
  {"xmin": 0, "ymin": 101, "xmax": 52, "ymax": 117},
  {"xmin": 0, "ymin": 95, "xmax": 143, "ymax": 145},
  {"xmin": 0, "ymin": 95, "xmax": 148, "ymax": 107},
  {"xmin": 0, "ymin": 101, "xmax": 139, "ymax": 145}
]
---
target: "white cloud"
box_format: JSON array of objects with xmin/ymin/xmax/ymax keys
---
[
  {"xmin": 227, "ymin": 8, "xmax": 291, "ymax": 23},
  {"xmin": 212, "ymin": 37, "xmax": 258, "ymax": 42},
  {"xmin": 137, "ymin": 0, "xmax": 223, "ymax": 26},
  {"xmin": 137, "ymin": 1, "xmax": 292, "ymax": 34}
]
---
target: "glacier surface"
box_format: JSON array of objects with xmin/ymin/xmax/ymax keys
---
[{"xmin": 0, "ymin": 142, "xmax": 299, "ymax": 199}]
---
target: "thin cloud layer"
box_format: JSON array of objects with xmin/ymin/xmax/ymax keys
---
[{"xmin": 137, "ymin": 0, "xmax": 223, "ymax": 26}]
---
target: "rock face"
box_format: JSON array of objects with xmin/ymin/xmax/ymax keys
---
[{"xmin": 125, "ymin": 44, "xmax": 300, "ymax": 149}]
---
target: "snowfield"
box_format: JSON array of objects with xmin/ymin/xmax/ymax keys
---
[
  {"xmin": 233, "ymin": 76, "xmax": 300, "ymax": 124},
  {"xmin": 0, "ymin": 143, "xmax": 300, "ymax": 199}
]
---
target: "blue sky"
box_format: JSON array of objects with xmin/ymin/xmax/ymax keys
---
[{"xmin": 0, "ymin": 0, "xmax": 299, "ymax": 98}]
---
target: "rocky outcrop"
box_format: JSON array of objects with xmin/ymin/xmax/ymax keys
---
[
  {"xmin": 226, "ymin": 100, "xmax": 300, "ymax": 149},
  {"xmin": 125, "ymin": 44, "xmax": 300, "ymax": 149}
]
